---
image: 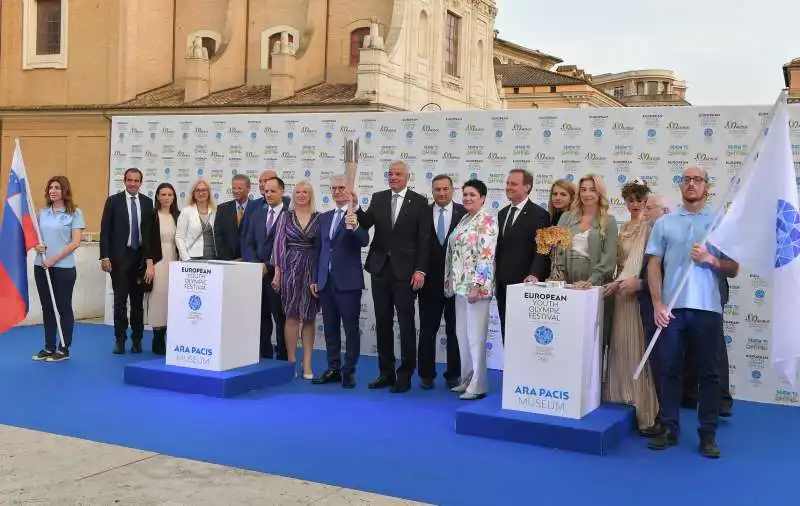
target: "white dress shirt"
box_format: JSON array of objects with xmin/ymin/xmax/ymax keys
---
[
  {"xmin": 391, "ymin": 187, "xmax": 408, "ymax": 223},
  {"xmin": 125, "ymin": 192, "xmax": 142, "ymax": 248}
]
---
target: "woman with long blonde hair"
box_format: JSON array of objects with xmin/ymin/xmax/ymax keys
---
[
  {"xmin": 175, "ymin": 179, "xmax": 217, "ymax": 260},
  {"xmin": 272, "ymin": 180, "xmax": 321, "ymax": 379}
]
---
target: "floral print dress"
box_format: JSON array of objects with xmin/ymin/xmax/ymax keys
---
[{"xmin": 444, "ymin": 209, "xmax": 499, "ymax": 299}]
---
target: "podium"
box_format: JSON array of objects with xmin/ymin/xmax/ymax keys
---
[
  {"xmin": 502, "ymin": 283, "xmax": 603, "ymax": 419},
  {"xmin": 124, "ymin": 260, "xmax": 295, "ymax": 397},
  {"xmin": 165, "ymin": 260, "xmax": 262, "ymax": 371},
  {"xmin": 455, "ymin": 283, "xmax": 635, "ymax": 455}
]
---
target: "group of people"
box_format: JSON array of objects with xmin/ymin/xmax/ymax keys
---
[{"xmin": 28, "ymin": 160, "xmax": 735, "ymax": 458}]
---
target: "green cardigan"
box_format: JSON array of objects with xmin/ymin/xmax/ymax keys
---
[{"xmin": 554, "ymin": 212, "xmax": 619, "ymax": 286}]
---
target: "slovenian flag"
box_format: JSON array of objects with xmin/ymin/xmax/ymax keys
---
[{"xmin": 0, "ymin": 140, "xmax": 39, "ymax": 333}]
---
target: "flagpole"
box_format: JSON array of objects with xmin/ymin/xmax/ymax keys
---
[
  {"xmin": 14, "ymin": 139, "xmax": 66, "ymax": 350},
  {"xmin": 633, "ymin": 91, "xmax": 788, "ymax": 380}
]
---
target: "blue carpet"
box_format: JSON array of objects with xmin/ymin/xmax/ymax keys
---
[{"xmin": 1, "ymin": 323, "xmax": 798, "ymax": 506}]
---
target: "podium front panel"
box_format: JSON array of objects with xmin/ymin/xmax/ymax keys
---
[
  {"xmin": 502, "ymin": 283, "xmax": 601, "ymax": 419},
  {"xmin": 166, "ymin": 262, "xmax": 225, "ymax": 371}
]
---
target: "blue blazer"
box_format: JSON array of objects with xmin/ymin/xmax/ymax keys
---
[
  {"xmin": 239, "ymin": 195, "xmax": 291, "ymax": 247},
  {"xmin": 313, "ymin": 208, "xmax": 370, "ymax": 291},
  {"xmin": 242, "ymin": 200, "xmax": 287, "ymax": 265}
]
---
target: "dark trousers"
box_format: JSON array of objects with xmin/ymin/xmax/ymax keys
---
[
  {"xmin": 320, "ymin": 272, "xmax": 361, "ymax": 375},
  {"xmin": 496, "ymin": 281, "xmax": 508, "ymax": 343},
  {"xmin": 682, "ymin": 319, "xmax": 733, "ymax": 410},
  {"xmin": 418, "ymin": 288, "xmax": 460, "ymax": 382},
  {"xmin": 260, "ymin": 273, "xmax": 287, "ymax": 360},
  {"xmin": 33, "ymin": 266, "xmax": 76, "ymax": 350},
  {"xmin": 656, "ymin": 309, "xmax": 721, "ymax": 437},
  {"xmin": 110, "ymin": 248, "xmax": 145, "ymax": 341},
  {"xmin": 371, "ymin": 261, "xmax": 417, "ymax": 382}
]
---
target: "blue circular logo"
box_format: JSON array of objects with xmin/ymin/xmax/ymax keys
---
[
  {"xmin": 704, "ymin": 128, "xmax": 714, "ymax": 137},
  {"xmin": 250, "ymin": 132, "xmax": 257, "ymax": 140},
  {"xmin": 325, "ymin": 132, "xmax": 332, "ymax": 139},
  {"xmin": 594, "ymin": 128, "xmax": 603, "ymax": 137},
  {"xmin": 543, "ymin": 129, "xmax": 551, "ymax": 138},
  {"xmin": 150, "ymin": 132, "xmax": 156, "ymax": 140},
  {"xmin": 182, "ymin": 132, "xmax": 188, "ymax": 140},
  {"xmin": 188, "ymin": 295, "xmax": 202, "ymax": 311},
  {"xmin": 486, "ymin": 341, "xmax": 493, "ymax": 350},
  {"xmin": 618, "ymin": 174, "xmax": 627, "ymax": 183},
  {"xmin": 197, "ymin": 168, "xmax": 203, "ymax": 176},
  {"xmin": 775, "ymin": 199, "xmax": 800, "ymax": 268},
  {"xmin": 304, "ymin": 169, "xmax": 312, "ymax": 177},
  {"xmin": 647, "ymin": 129, "xmax": 656, "ymax": 138},
  {"xmin": 751, "ymin": 370, "xmax": 762, "ymax": 379},
  {"xmin": 725, "ymin": 335, "xmax": 732, "ymax": 345},
  {"xmin": 534, "ymin": 326, "xmax": 554, "ymax": 346},
  {"xmin": 214, "ymin": 193, "xmax": 219, "ymax": 200},
  {"xmin": 492, "ymin": 201, "xmax": 499, "ymax": 209},
  {"xmin": 495, "ymin": 129, "xmax": 503, "ymax": 139},
  {"xmin": 754, "ymin": 289, "xmax": 766, "ymax": 299},
  {"xmin": 164, "ymin": 167, "xmax": 171, "ymax": 174},
  {"xmin": 673, "ymin": 175, "xmax": 682, "ymax": 185},
  {"xmin": 287, "ymin": 132, "xmax": 294, "ymax": 140},
  {"xmin": 322, "ymin": 196, "xmax": 330, "ymax": 203},
  {"xmin": 406, "ymin": 131, "xmax": 413, "ymax": 139},
  {"xmin": 565, "ymin": 174, "xmax": 575, "ymax": 182},
  {"xmin": 180, "ymin": 192, "xmax": 186, "ymax": 198},
  {"xmin": 425, "ymin": 171, "xmax": 433, "ymax": 180}
]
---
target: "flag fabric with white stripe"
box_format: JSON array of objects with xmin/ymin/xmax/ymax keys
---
[{"xmin": 708, "ymin": 97, "xmax": 800, "ymax": 387}]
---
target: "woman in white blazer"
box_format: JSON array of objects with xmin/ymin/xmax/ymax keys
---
[{"xmin": 175, "ymin": 179, "xmax": 218, "ymax": 260}]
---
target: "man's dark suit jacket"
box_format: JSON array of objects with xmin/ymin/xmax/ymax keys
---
[
  {"xmin": 495, "ymin": 200, "xmax": 551, "ymax": 283},
  {"xmin": 214, "ymin": 199, "xmax": 245, "ymax": 260},
  {"xmin": 239, "ymin": 195, "xmax": 290, "ymax": 248},
  {"xmin": 356, "ymin": 189, "xmax": 431, "ymax": 280},
  {"xmin": 241, "ymin": 201, "xmax": 286, "ymax": 270},
  {"xmin": 313, "ymin": 209, "xmax": 370, "ymax": 292},
  {"xmin": 422, "ymin": 202, "xmax": 467, "ymax": 296},
  {"xmin": 99, "ymin": 191, "xmax": 154, "ymax": 262}
]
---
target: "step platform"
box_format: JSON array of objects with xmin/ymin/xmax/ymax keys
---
[
  {"xmin": 124, "ymin": 359, "xmax": 294, "ymax": 398},
  {"xmin": 455, "ymin": 396, "xmax": 635, "ymax": 455}
]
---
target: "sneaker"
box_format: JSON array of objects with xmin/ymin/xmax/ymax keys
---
[
  {"xmin": 32, "ymin": 349, "xmax": 55, "ymax": 361},
  {"xmin": 648, "ymin": 428, "xmax": 679, "ymax": 450},
  {"xmin": 46, "ymin": 349, "xmax": 70, "ymax": 362},
  {"xmin": 699, "ymin": 435, "xmax": 721, "ymax": 459}
]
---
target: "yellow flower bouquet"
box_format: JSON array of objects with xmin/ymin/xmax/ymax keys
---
[{"xmin": 535, "ymin": 226, "xmax": 572, "ymax": 282}]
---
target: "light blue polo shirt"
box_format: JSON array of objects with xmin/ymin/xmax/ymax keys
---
[
  {"xmin": 35, "ymin": 207, "xmax": 85, "ymax": 269},
  {"xmin": 645, "ymin": 204, "xmax": 725, "ymax": 313}
]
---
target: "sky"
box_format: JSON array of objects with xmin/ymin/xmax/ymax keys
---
[{"xmin": 495, "ymin": 0, "xmax": 798, "ymax": 106}]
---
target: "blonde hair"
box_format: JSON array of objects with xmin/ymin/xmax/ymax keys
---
[
  {"xmin": 291, "ymin": 180, "xmax": 317, "ymax": 213},
  {"xmin": 570, "ymin": 173, "xmax": 611, "ymax": 237},
  {"xmin": 189, "ymin": 179, "xmax": 216, "ymax": 209},
  {"xmin": 548, "ymin": 179, "xmax": 576, "ymax": 217}
]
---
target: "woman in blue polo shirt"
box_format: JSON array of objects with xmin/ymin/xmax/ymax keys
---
[{"xmin": 32, "ymin": 175, "xmax": 85, "ymax": 362}]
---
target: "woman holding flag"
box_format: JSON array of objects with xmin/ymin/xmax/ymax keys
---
[{"xmin": 32, "ymin": 175, "xmax": 84, "ymax": 362}]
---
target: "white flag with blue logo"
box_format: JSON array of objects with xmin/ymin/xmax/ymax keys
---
[{"xmin": 708, "ymin": 96, "xmax": 800, "ymax": 388}]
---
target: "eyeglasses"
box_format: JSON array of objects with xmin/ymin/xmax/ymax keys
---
[{"xmin": 681, "ymin": 176, "xmax": 707, "ymax": 185}]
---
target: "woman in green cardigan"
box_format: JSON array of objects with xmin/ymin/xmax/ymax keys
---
[{"xmin": 552, "ymin": 173, "xmax": 618, "ymax": 288}]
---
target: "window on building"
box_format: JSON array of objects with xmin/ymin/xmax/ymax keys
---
[
  {"xmin": 636, "ymin": 82, "xmax": 644, "ymax": 95},
  {"xmin": 201, "ymin": 37, "xmax": 216, "ymax": 59},
  {"xmin": 646, "ymin": 81, "xmax": 658, "ymax": 95},
  {"xmin": 613, "ymin": 86, "xmax": 624, "ymax": 99},
  {"xmin": 513, "ymin": 87, "xmax": 519, "ymax": 94},
  {"xmin": 444, "ymin": 12, "xmax": 460, "ymax": 77},
  {"xmin": 36, "ymin": 0, "xmax": 61, "ymax": 55},
  {"xmin": 550, "ymin": 86, "xmax": 557, "ymax": 93},
  {"xmin": 268, "ymin": 32, "xmax": 294, "ymax": 69},
  {"xmin": 350, "ymin": 27, "xmax": 370, "ymax": 67}
]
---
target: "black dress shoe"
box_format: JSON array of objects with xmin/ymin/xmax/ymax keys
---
[
  {"xmin": 719, "ymin": 405, "xmax": 733, "ymax": 418},
  {"xmin": 131, "ymin": 341, "xmax": 143, "ymax": 354},
  {"xmin": 342, "ymin": 374, "xmax": 356, "ymax": 389},
  {"xmin": 113, "ymin": 340, "xmax": 126, "ymax": 355},
  {"xmin": 368, "ymin": 376, "xmax": 395, "ymax": 389},
  {"xmin": 648, "ymin": 428, "xmax": 678, "ymax": 450},
  {"xmin": 639, "ymin": 424, "xmax": 664, "ymax": 438},
  {"xmin": 312, "ymin": 369, "xmax": 342, "ymax": 385},
  {"xmin": 390, "ymin": 381, "xmax": 411, "ymax": 394},
  {"xmin": 420, "ymin": 378, "xmax": 434, "ymax": 390}
]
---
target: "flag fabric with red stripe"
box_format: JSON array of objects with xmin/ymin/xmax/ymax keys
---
[{"xmin": 0, "ymin": 141, "xmax": 39, "ymax": 333}]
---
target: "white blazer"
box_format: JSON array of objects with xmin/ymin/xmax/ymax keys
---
[{"xmin": 175, "ymin": 204, "xmax": 216, "ymax": 260}]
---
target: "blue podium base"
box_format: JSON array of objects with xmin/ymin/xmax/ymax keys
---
[
  {"xmin": 123, "ymin": 359, "xmax": 294, "ymax": 398},
  {"xmin": 455, "ymin": 396, "xmax": 635, "ymax": 455}
]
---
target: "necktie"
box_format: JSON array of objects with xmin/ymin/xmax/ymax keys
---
[
  {"xmin": 437, "ymin": 207, "xmax": 446, "ymax": 245},
  {"xmin": 506, "ymin": 206, "xmax": 518, "ymax": 233},
  {"xmin": 330, "ymin": 209, "xmax": 343, "ymax": 239},
  {"xmin": 130, "ymin": 196, "xmax": 140, "ymax": 250},
  {"xmin": 266, "ymin": 209, "xmax": 275, "ymax": 233},
  {"xmin": 391, "ymin": 193, "xmax": 401, "ymax": 227},
  {"xmin": 236, "ymin": 205, "xmax": 244, "ymax": 226}
]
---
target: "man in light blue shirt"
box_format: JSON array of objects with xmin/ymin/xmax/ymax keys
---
[{"xmin": 645, "ymin": 167, "xmax": 739, "ymax": 459}]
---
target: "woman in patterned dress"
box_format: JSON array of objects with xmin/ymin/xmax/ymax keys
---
[
  {"xmin": 444, "ymin": 179, "xmax": 499, "ymax": 400},
  {"xmin": 272, "ymin": 180, "xmax": 321, "ymax": 379},
  {"xmin": 603, "ymin": 179, "xmax": 659, "ymax": 433}
]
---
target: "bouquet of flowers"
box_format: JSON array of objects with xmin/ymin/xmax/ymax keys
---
[{"xmin": 535, "ymin": 226, "xmax": 572, "ymax": 281}]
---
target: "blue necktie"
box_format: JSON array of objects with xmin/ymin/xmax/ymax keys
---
[
  {"xmin": 330, "ymin": 209, "xmax": 343, "ymax": 239},
  {"xmin": 130, "ymin": 196, "xmax": 140, "ymax": 250},
  {"xmin": 437, "ymin": 207, "xmax": 446, "ymax": 245}
]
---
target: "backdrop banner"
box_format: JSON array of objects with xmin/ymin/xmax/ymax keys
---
[{"xmin": 107, "ymin": 105, "xmax": 800, "ymax": 407}]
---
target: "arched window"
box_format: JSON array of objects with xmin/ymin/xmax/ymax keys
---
[
  {"xmin": 350, "ymin": 27, "xmax": 370, "ymax": 67},
  {"xmin": 268, "ymin": 32, "xmax": 294, "ymax": 69},
  {"xmin": 201, "ymin": 37, "xmax": 216, "ymax": 58}
]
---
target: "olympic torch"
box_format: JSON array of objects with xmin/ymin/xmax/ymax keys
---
[{"xmin": 344, "ymin": 134, "xmax": 359, "ymax": 213}]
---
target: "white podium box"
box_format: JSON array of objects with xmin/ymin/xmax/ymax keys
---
[
  {"xmin": 502, "ymin": 283, "xmax": 603, "ymax": 420},
  {"xmin": 166, "ymin": 260, "xmax": 263, "ymax": 372}
]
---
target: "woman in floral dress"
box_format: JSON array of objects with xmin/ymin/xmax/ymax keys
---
[{"xmin": 444, "ymin": 179, "xmax": 499, "ymax": 400}]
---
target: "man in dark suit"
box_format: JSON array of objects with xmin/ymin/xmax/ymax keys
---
[
  {"xmin": 242, "ymin": 176, "xmax": 288, "ymax": 360},
  {"xmin": 494, "ymin": 169, "xmax": 550, "ymax": 342},
  {"xmin": 214, "ymin": 174, "xmax": 251, "ymax": 261},
  {"xmin": 239, "ymin": 170, "xmax": 290, "ymax": 240},
  {"xmin": 99, "ymin": 168, "xmax": 154, "ymax": 354},
  {"xmin": 355, "ymin": 160, "xmax": 431, "ymax": 393},
  {"xmin": 310, "ymin": 174, "xmax": 370, "ymax": 388},
  {"xmin": 417, "ymin": 174, "xmax": 465, "ymax": 390}
]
